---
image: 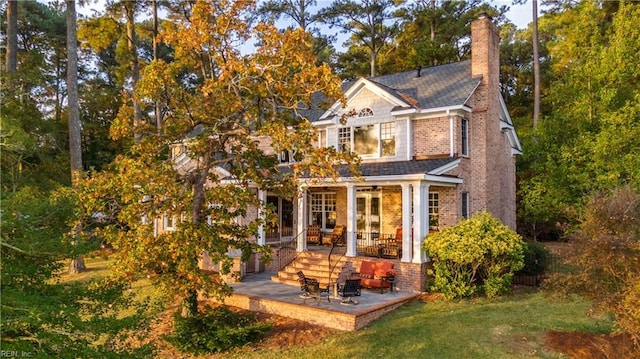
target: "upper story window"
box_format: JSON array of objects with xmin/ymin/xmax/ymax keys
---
[
  {"xmin": 461, "ymin": 118, "xmax": 469, "ymax": 156},
  {"xmin": 381, "ymin": 122, "xmax": 395, "ymax": 156},
  {"xmin": 358, "ymin": 108, "xmax": 374, "ymax": 117},
  {"xmin": 338, "ymin": 121, "xmax": 396, "ymax": 157},
  {"xmin": 354, "ymin": 125, "xmax": 377, "ymax": 155},
  {"xmin": 278, "ymin": 149, "xmax": 302, "ymax": 164},
  {"xmin": 338, "ymin": 127, "xmax": 351, "ymax": 153}
]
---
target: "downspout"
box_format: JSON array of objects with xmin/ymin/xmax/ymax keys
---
[{"xmin": 448, "ymin": 109, "xmax": 455, "ymax": 158}]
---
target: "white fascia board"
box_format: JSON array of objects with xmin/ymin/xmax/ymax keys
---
[
  {"xmin": 499, "ymin": 95, "xmax": 514, "ymax": 126},
  {"xmin": 428, "ymin": 158, "xmax": 461, "ymax": 175},
  {"xmin": 501, "ymin": 121, "xmax": 523, "ymax": 154},
  {"xmin": 319, "ymin": 78, "xmax": 411, "ymax": 121},
  {"xmin": 313, "ymin": 118, "xmax": 335, "ymax": 126},
  {"xmin": 463, "ymin": 81, "xmax": 482, "ymax": 106},
  {"xmin": 393, "ymin": 105, "xmax": 472, "ymax": 117}
]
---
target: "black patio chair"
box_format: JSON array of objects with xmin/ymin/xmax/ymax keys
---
[
  {"xmin": 297, "ymin": 271, "xmax": 330, "ymax": 304},
  {"xmin": 337, "ymin": 278, "xmax": 362, "ymax": 305}
]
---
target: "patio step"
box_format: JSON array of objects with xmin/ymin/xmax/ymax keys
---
[{"xmin": 272, "ymin": 251, "xmax": 352, "ymax": 287}]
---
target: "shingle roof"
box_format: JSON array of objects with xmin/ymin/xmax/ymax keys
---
[
  {"xmin": 278, "ymin": 157, "xmax": 458, "ymax": 178},
  {"xmin": 309, "ymin": 60, "xmax": 480, "ymax": 122},
  {"xmin": 335, "ymin": 157, "xmax": 458, "ymax": 177}
]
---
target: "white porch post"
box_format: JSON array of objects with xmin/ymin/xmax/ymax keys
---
[
  {"xmin": 257, "ymin": 190, "xmax": 267, "ymax": 246},
  {"xmin": 296, "ymin": 188, "xmax": 308, "ymax": 252},
  {"xmin": 412, "ymin": 182, "xmax": 429, "ymax": 263},
  {"xmin": 346, "ymin": 184, "xmax": 357, "ymax": 257},
  {"xmin": 401, "ymin": 183, "xmax": 412, "ymax": 262}
]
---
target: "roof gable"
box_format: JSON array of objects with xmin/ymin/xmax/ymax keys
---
[{"xmin": 315, "ymin": 61, "xmax": 481, "ymax": 122}]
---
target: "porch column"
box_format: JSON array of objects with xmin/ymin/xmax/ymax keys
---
[
  {"xmin": 296, "ymin": 188, "xmax": 308, "ymax": 252},
  {"xmin": 346, "ymin": 184, "xmax": 357, "ymax": 257},
  {"xmin": 412, "ymin": 182, "xmax": 429, "ymax": 263},
  {"xmin": 257, "ymin": 190, "xmax": 267, "ymax": 246},
  {"xmin": 401, "ymin": 183, "xmax": 412, "ymax": 262}
]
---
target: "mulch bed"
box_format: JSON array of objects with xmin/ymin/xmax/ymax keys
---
[{"xmin": 544, "ymin": 330, "xmax": 639, "ymax": 358}]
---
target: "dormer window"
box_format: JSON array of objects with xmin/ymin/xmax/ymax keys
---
[
  {"xmin": 358, "ymin": 108, "xmax": 374, "ymax": 117},
  {"xmin": 278, "ymin": 149, "xmax": 301, "ymax": 163}
]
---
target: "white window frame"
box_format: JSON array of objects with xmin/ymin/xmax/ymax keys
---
[
  {"xmin": 309, "ymin": 192, "xmax": 337, "ymax": 230},
  {"xmin": 380, "ymin": 122, "xmax": 395, "ymax": 157},
  {"xmin": 461, "ymin": 118, "xmax": 469, "ymax": 156},
  {"xmin": 163, "ymin": 214, "xmax": 176, "ymax": 231},
  {"xmin": 428, "ymin": 192, "xmax": 439, "ymax": 230}
]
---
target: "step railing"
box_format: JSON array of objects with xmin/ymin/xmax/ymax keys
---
[{"xmin": 276, "ymin": 228, "xmax": 305, "ymax": 271}]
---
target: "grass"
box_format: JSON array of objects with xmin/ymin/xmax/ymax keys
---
[
  {"xmin": 229, "ymin": 291, "xmax": 612, "ymax": 359},
  {"xmin": 63, "ymin": 255, "xmax": 613, "ymax": 359}
]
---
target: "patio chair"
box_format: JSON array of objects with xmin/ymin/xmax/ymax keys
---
[
  {"xmin": 297, "ymin": 271, "xmax": 330, "ymax": 304},
  {"xmin": 322, "ymin": 224, "xmax": 346, "ymax": 246},
  {"xmin": 306, "ymin": 224, "xmax": 321, "ymax": 245},
  {"xmin": 337, "ymin": 278, "xmax": 361, "ymax": 305}
]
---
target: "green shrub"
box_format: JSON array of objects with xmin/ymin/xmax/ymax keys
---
[
  {"xmin": 167, "ymin": 306, "xmax": 271, "ymax": 354},
  {"xmin": 423, "ymin": 211, "xmax": 525, "ymax": 299},
  {"xmin": 517, "ymin": 241, "xmax": 552, "ymax": 276}
]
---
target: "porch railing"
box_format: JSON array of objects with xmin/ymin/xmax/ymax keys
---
[
  {"xmin": 355, "ymin": 231, "xmax": 402, "ymax": 259},
  {"xmin": 275, "ymin": 229, "xmax": 302, "ymax": 271}
]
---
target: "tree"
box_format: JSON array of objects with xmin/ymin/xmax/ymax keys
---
[
  {"xmin": 545, "ymin": 185, "xmax": 640, "ymax": 341},
  {"xmin": 384, "ymin": 0, "xmax": 507, "ymax": 73},
  {"xmin": 83, "ymin": 1, "xmax": 357, "ymax": 317},
  {"xmin": 532, "ymin": 0, "xmax": 540, "ymax": 127},
  {"xmin": 67, "ymin": 0, "xmax": 82, "ymax": 187},
  {"xmin": 517, "ymin": 0, "xmax": 640, "ymax": 237},
  {"xmin": 5, "ymin": 0, "xmax": 17, "ymax": 72},
  {"xmin": 258, "ymin": 0, "xmax": 321, "ymax": 32},
  {"xmin": 319, "ymin": 0, "xmax": 403, "ymax": 77}
]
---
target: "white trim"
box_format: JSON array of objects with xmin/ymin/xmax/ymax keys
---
[
  {"xmin": 428, "ymin": 158, "xmax": 461, "ymax": 175},
  {"xmin": 319, "ymin": 78, "xmax": 410, "ymax": 121},
  {"xmin": 391, "ymin": 104, "xmax": 473, "ymax": 116},
  {"xmin": 448, "ymin": 110, "xmax": 454, "ymax": 157},
  {"xmin": 463, "ymin": 81, "xmax": 482, "ymax": 106}
]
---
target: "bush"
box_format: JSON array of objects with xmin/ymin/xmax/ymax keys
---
[
  {"xmin": 517, "ymin": 241, "xmax": 551, "ymax": 276},
  {"xmin": 545, "ymin": 185, "xmax": 640, "ymax": 341},
  {"xmin": 423, "ymin": 211, "xmax": 525, "ymax": 299},
  {"xmin": 167, "ymin": 306, "xmax": 271, "ymax": 354}
]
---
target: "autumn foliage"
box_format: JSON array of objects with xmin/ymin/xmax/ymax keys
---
[{"xmin": 545, "ymin": 185, "xmax": 640, "ymax": 342}]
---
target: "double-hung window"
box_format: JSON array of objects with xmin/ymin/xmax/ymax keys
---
[
  {"xmin": 339, "ymin": 121, "xmax": 396, "ymax": 157},
  {"xmin": 428, "ymin": 193, "xmax": 439, "ymax": 230},
  {"xmin": 461, "ymin": 118, "xmax": 469, "ymax": 156},
  {"xmin": 338, "ymin": 127, "xmax": 351, "ymax": 153}
]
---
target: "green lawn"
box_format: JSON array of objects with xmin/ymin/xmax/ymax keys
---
[
  {"xmin": 65, "ymin": 255, "xmax": 612, "ymax": 359},
  {"xmin": 228, "ymin": 292, "xmax": 612, "ymax": 359}
]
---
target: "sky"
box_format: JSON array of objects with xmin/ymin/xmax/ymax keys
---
[{"xmin": 77, "ymin": 0, "xmax": 538, "ymax": 53}]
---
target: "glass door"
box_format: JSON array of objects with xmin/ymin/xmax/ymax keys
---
[{"xmin": 356, "ymin": 192, "xmax": 381, "ymax": 244}]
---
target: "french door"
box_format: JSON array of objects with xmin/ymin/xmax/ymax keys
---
[{"xmin": 356, "ymin": 192, "xmax": 381, "ymax": 241}]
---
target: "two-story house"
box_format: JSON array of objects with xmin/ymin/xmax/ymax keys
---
[{"xmin": 164, "ymin": 14, "xmax": 521, "ymax": 291}]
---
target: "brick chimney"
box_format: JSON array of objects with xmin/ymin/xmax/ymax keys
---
[
  {"xmin": 468, "ymin": 13, "xmax": 516, "ymax": 229},
  {"xmin": 471, "ymin": 13, "xmax": 500, "ymax": 92}
]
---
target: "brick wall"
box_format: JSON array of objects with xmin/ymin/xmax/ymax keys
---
[{"xmin": 413, "ymin": 116, "xmax": 451, "ymax": 157}]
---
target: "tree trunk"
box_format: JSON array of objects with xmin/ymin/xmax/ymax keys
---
[
  {"xmin": 532, "ymin": 0, "xmax": 540, "ymax": 127},
  {"xmin": 153, "ymin": 0, "xmax": 162, "ymax": 134},
  {"xmin": 6, "ymin": 0, "xmax": 18, "ymax": 72},
  {"xmin": 125, "ymin": 2, "xmax": 143, "ymax": 141},
  {"xmin": 69, "ymin": 255, "xmax": 86, "ymax": 274},
  {"xmin": 67, "ymin": 0, "xmax": 82, "ymax": 186}
]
